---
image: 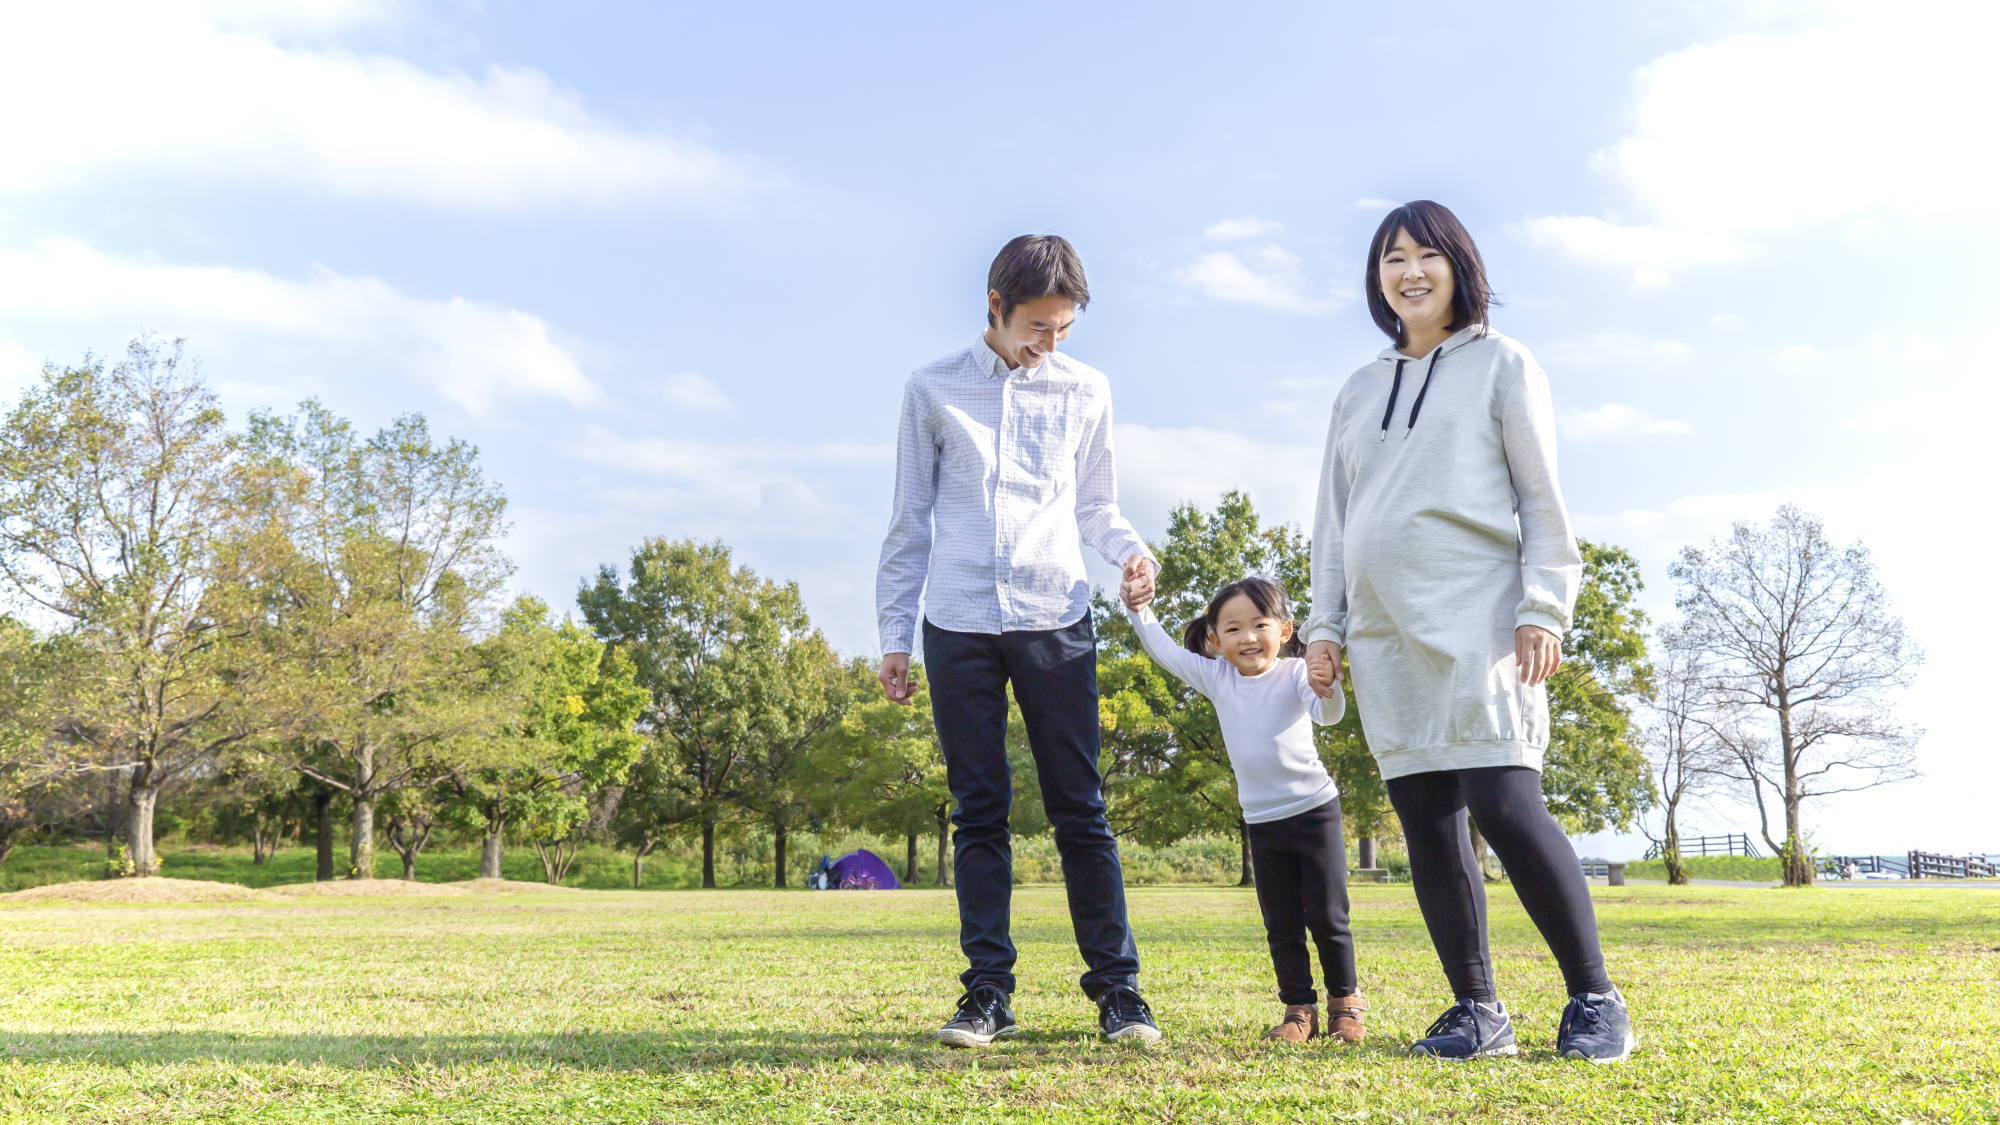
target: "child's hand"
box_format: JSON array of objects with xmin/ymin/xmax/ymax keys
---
[
  {"xmin": 1120, "ymin": 556, "xmax": 1156, "ymax": 613},
  {"xmin": 1121, "ymin": 579, "xmax": 1154, "ymax": 613},
  {"xmin": 1305, "ymin": 641, "xmax": 1342, "ymax": 699}
]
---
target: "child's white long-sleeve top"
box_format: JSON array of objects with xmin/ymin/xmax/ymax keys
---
[{"xmin": 1125, "ymin": 604, "xmax": 1346, "ymax": 824}]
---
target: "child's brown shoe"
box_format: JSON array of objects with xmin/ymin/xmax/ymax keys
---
[
  {"xmin": 1324, "ymin": 994, "xmax": 1367, "ymax": 1043},
  {"xmin": 1263, "ymin": 1003, "xmax": 1318, "ymax": 1043}
]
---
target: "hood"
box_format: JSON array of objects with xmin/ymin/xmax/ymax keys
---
[
  {"xmin": 1371, "ymin": 324, "xmax": 1490, "ymax": 439},
  {"xmin": 1374, "ymin": 323, "xmax": 1489, "ymax": 365}
]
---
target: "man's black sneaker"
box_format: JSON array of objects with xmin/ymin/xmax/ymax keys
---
[
  {"xmin": 1097, "ymin": 987, "xmax": 1162, "ymax": 1043},
  {"xmin": 1558, "ymin": 988, "xmax": 1637, "ymax": 1064},
  {"xmin": 1407, "ymin": 998, "xmax": 1518, "ymax": 1060},
  {"xmin": 936, "ymin": 985, "xmax": 1017, "ymax": 1048}
]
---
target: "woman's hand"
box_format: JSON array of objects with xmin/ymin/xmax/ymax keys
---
[
  {"xmin": 1305, "ymin": 640, "xmax": 1342, "ymax": 699},
  {"xmin": 1515, "ymin": 625, "xmax": 1562, "ymax": 687}
]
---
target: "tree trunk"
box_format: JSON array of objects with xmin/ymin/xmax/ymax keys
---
[
  {"xmin": 935, "ymin": 806, "xmax": 950, "ymax": 887},
  {"xmin": 632, "ymin": 839, "xmax": 655, "ymax": 890},
  {"xmin": 1358, "ymin": 835, "xmax": 1376, "ymax": 870},
  {"xmin": 1237, "ymin": 820, "xmax": 1254, "ymax": 887},
  {"xmin": 1663, "ymin": 800, "xmax": 1689, "ymax": 885},
  {"xmin": 350, "ymin": 795, "xmax": 375, "ymax": 879},
  {"xmin": 0, "ymin": 837, "xmax": 17, "ymax": 866},
  {"xmin": 1777, "ymin": 699, "xmax": 1814, "ymax": 887},
  {"xmin": 773, "ymin": 821, "xmax": 788, "ymax": 888},
  {"xmin": 105, "ymin": 768, "xmax": 125, "ymax": 858},
  {"xmin": 126, "ymin": 780, "xmax": 161, "ymax": 878},
  {"xmin": 402, "ymin": 851, "xmax": 417, "ymax": 880},
  {"xmin": 314, "ymin": 787, "xmax": 336, "ymax": 882},
  {"xmin": 480, "ymin": 819, "xmax": 505, "ymax": 879},
  {"xmin": 252, "ymin": 815, "xmax": 273, "ymax": 866},
  {"xmin": 906, "ymin": 832, "xmax": 919, "ymax": 884},
  {"xmin": 701, "ymin": 817, "xmax": 717, "ymax": 889}
]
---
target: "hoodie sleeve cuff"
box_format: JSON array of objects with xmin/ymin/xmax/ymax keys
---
[{"xmin": 1515, "ymin": 610, "xmax": 1566, "ymax": 638}]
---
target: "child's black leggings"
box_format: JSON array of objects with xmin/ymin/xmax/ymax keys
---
[
  {"xmin": 1386, "ymin": 765, "xmax": 1612, "ymax": 1000},
  {"xmin": 1245, "ymin": 796, "xmax": 1357, "ymax": 1005}
]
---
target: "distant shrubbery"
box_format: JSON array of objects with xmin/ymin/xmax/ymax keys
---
[{"xmin": 1627, "ymin": 855, "xmax": 1782, "ymax": 882}]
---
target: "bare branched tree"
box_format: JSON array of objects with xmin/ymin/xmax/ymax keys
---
[
  {"xmin": 1670, "ymin": 505, "xmax": 1921, "ymax": 886},
  {"xmin": 1640, "ymin": 623, "xmax": 1734, "ymax": 884}
]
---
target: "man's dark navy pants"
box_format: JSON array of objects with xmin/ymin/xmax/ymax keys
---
[{"xmin": 922, "ymin": 614, "xmax": 1140, "ymax": 1000}]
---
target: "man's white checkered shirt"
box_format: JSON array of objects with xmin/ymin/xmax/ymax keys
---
[{"xmin": 875, "ymin": 336, "xmax": 1154, "ymax": 655}]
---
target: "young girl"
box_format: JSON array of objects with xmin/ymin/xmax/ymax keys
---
[
  {"xmin": 1123, "ymin": 576, "xmax": 1365, "ymax": 1043},
  {"xmin": 1303, "ymin": 199, "xmax": 1635, "ymax": 1063}
]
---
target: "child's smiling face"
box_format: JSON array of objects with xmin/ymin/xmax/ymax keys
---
[{"xmin": 1207, "ymin": 592, "xmax": 1294, "ymax": 677}]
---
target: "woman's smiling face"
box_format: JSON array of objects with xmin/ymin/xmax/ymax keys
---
[{"xmin": 1379, "ymin": 227, "xmax": 1456, "ymax": 343}]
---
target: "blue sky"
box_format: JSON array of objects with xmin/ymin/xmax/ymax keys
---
[{"xmin": 2, "ymin": 0, "xmax": 1994, "ymax": 856}]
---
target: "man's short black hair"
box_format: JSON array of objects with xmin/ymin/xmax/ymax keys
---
[
  {"xmin": 1365, "ymin": 200, "xmax": 1495, "ymax": 348},
  {"xmin": 987, "ymin": 234, "xmax": 1090, "ymax": 327}
]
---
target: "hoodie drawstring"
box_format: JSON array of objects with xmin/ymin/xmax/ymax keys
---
[
  {"xmin": 1381, "ymin": 350, "xmax": 1443, "ymax": 439},
  {"xmin": 1378, "ymin": 360, "xmax": 1406, "ymax": 439},
  {"xmin": 1406, "ymin": 349, "xmax": 1443, "ymax": 433}
]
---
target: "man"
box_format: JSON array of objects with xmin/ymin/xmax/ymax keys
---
[{"xmin": 876, "ymin": 234, "xmax": 1162, "ymax": 1047}]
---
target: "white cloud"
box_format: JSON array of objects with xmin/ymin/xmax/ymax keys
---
[
  {"xmin": 561, "ymin": 422, "xmax": 888, "ymax": 505},
  {"xmin": 1543, "ymin": 333, "xmax": 1694, "ymax": 369},
  {"xmin": 1711, "ymin": 314, "xmax": 1745, "ymax": 331},
  {"xmin": 660, "ymin": 372, "xmax": 731, "ymax": 412},
  {"xmin": 1172, "ymin": 245, "xmax": 1348, "ymax": 316},
  {"xmin": 1559, "ymin": 403, "xmax": 1694, "ymax": 438},
  {"xmin": 1519, "ymin": 2, "xmax": 1997, "ymax": 283},
  {"xmin": 1777, "ymin": 345, "xmax": 1819, "ymax": 364},
  {"xmin": 1112, "ymin": 422, "xmax": 1321, "ymax": 539},
  {"xmin": 1512, "ymin": 216, "xmax": 1751, "ymax": 287},
  {"xmin": 1202, "ymin": 217, "xmax": 1284, "ymax": 241},
  {"xmin": 0, "ymin": 2, "xmax": 760, "ymax": 211},
  {"xmin": 0, "ymin": 335, "xmax": 44, "ymax": 401},
  {"xmin": 0, "ymin": 236, "xmax": 599, "ymax": 414}
]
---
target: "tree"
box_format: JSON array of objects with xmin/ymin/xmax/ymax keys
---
[
  {"xmin": 442, "ymin": 596, "xmax": 647, "ymax": 882},
  {"xmin": 381, "ymin": 785, "xmax": 440, "ymax": 880},
  {"xmin": 1539, "ymin": 539, "xmax": 1656, "ymax": 834},
  {"xmin": 0, "ymin": 341, "xmax": 273, "ymax": 875},
  {"xmin": 736, "ymin": 649, "xmax": 869, "ymax": 887},
  {"xmin": 578, "ymin": 537, "xmax": 818, "ymax": 889},
  {"xmin": 821, "ymin": 666, "xmax": 954, "ymax": 886},
  {"xmin": 1670, "ymin": 505, "xmax": 1921, "ymax": 886},
  {"xmin": 235, "ymin": 402, "xmax": 512, "ymax": 878},
  {"xmin": 1640, "ymin": 624, "xmax": 1733, "ymax": 884}
]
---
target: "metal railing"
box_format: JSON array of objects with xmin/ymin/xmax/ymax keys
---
[{"xmin": 1643, "ymin": 833, "xmax": 1761, "ymax": 860}]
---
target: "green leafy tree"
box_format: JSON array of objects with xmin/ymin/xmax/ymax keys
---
[
  {"xmin": 1539, "ymin": 539, "xmax": 1656, "ymax": 834},
  {"xmin": 0, "ymin": 341, "xmax": 274, "ymax": 875},
  {"xmin": 235, "ymin": 402, "xmax": 512, "ymax": 879},
  {"xmin": 820, "ymin": 665, "xmax": 953, "ymax": 886},
  {"xmin": 737, "ymin": 650, "xmax": 870, "ymax": 886},
  {"xmin": 442, "ymin": 595, "xmax": 648, "ymax": 881},
  {"xmin": 578, "ymin": 537, "xmax": 818, "ymax": 889}
]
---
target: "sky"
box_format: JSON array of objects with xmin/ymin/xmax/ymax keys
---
[{"xmin": 2, "ymin": 0, "xmax": 1995, "ymax": 857}]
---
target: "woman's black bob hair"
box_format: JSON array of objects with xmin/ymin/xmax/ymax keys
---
[
  {"xmin": 1365, "ymin": 200, "xmax": 1495, "ymax": 349},
  {"xmin": 1179, "ymin": 577, "xmax": 1307, "ymax": 659}
]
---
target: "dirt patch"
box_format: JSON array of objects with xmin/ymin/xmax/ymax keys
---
[
  {"xmin": 1, "ymin": 878, "xmax": 261, "ymax": 904},
  {"xmin": 449, "ymin": 878, "xmax": 580, "ymax": 893},
  {"xmin": 263, "ymin": 880, "xmax": 472, "ymax": 897}
]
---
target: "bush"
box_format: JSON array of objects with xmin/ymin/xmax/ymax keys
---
[{"xmin": 1626, "ymin": 855, "xmax": 1782, "ymax": 882}]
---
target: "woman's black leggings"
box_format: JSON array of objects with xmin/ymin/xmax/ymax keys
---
[
  {"xmin": 1245, "ymin": 796, "xmax": 1357, "ymax": 1005},
  {"xmin": 1386, "ymin": 766, "xmax": 1612, "ymax": 1000}
]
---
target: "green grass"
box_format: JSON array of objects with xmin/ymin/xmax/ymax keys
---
[
  {"xmin": 1625, "ymin": 856, "xmax": 1784, "ymax": 882},
  {"xmin": 3, "ymin": 883, "xmax": 1997, "ymax": 1123}
]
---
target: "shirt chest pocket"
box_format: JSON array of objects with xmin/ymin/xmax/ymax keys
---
[{"xmin": 1003, "ymin": 388, "xmax": 1084, "ymax": 484}]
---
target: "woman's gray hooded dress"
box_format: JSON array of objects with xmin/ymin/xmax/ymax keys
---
[{"xmin": 1304, "ymin": 324, "xmax": 1582, "ymax": 781}]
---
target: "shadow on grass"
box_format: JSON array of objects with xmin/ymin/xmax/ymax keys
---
[{"xmin": 0, "ymin": 1028, "xmax": 1195, "ymax": 1073}]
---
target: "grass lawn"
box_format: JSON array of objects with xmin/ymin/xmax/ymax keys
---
[{"xmin": 2, "ymin": 882, "xmax": 1996, "ymax": 1124}]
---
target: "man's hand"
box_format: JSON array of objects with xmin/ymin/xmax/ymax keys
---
[
  {"xmin": 1305, "ymin": 639, "xmax": 1342, "ymax": 699},
  {"xmin": 1120, "ymin": 555, "xmax": 1156, "ymax": 613},
  {"xmin": 879, "ymin": 653, "xmax": 915, "ymax": 705},
  {"xmin": 1515, "ymin": 625, "xmax": 1563, "ymax": 688}
]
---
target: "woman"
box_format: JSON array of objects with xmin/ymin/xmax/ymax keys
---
[{"xmin": 1303, "ymin": 200, "xmax": 1635, "ymax": 1063}]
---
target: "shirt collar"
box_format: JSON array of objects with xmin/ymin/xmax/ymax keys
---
[{"xmin": 973, "ymin": 333, "xmax": 1045, "ymax": 380}]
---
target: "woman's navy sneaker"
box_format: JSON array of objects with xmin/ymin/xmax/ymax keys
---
[
  {"xmin": 1557, "ymin": 988, "xmax": 1637, "ymax": 1063},
  {"xmin": 1097, "ymin": 987, "xmax": 1163, "ymax": 1042},
  {"xmin": 936, "ymin": 985, "xmax": 1017, "ymax": 1048},
  {"xmin": 1407, "ymin": 998, "xmax": 1518, "ymax": 1059}
]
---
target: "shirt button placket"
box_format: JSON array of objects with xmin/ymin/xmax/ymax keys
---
[{"xmin": 995, "ymin": 376, "xmax": 1009, "ymax": 630}]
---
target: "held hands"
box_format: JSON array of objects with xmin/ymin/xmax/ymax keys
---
[
  {"xmin": 1120, "ymin": 555, "xmax": 1157, "ymax": 612},
  {"xmin": 1305, "ymin": 639, "xmax": 1342, "ymax": 699},
  {"xmin": 1515, "ymin": 625, "xmax": 1563, "ymax": 687},
  {"xmin": 878, "ymin": 652, "xmax": 915, "ymax": 705}
]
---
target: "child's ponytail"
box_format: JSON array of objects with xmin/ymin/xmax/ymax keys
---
[{"xmin": 1180, "ymin": 615, "xmax": 1211, "ymax": 656}]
